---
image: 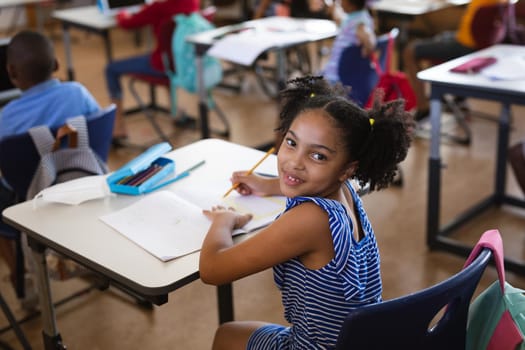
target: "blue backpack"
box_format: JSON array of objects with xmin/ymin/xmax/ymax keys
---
[{"xmin": 171, "ymin": 13, "xmax": 222, "ymax": 96}]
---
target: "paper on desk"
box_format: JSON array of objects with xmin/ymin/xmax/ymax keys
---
[
  {"xmin": 208, "ymin": 28, "xmax": 311, "ymax": 66},
  {"xmin": 170, "ymin": 184, "xmax": 284, "ymax": 232},
  {"xmin": 99, "ymin": 190, "xmax": 285, "ymax": 262},
  {"xmin": 100, "ymin": 191, "xmax": 210, "ymax": 262},
  {"xmin": 481, "ymin": 55, "xmax": 525, "ymax": 81}
]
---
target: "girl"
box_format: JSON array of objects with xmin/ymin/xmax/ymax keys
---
[{"xmin": 200, "ymin": 76, "xmax": 413, "ymax": 349}]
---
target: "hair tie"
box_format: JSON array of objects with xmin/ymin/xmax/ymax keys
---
[{"xmin": 369, "ymin": 118, "xmax": 375, "ymax": 127}]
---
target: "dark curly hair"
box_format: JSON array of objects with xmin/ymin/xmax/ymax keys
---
[
  {"xmin": 275, "ymin": 76, "xmax": 413, "ymax": 192},
  {"xmin": 7, "ymin": 30, "xmax": 55, "ymax": 85}
]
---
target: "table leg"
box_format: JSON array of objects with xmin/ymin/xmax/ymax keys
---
[
  {"xmin": 276, "ymin": 49, "xmax": 287, "ymax": 92},
  {"xmin": 195, "ymin": 45, "xmax": 210, "ymax": 139},
  {"xmin": 217, "ymin": 284, "xmax": 234, "ymax": 324},
  {"xmin": 495, "ymin": 103, "xmax": 511, "ymax": 202},
  {"xmin": 62, "ymin": 23, "xmax": 75, "ymax": 81},
  {"xmin": 102, "ymin": 29, "xmax": 112, "ymax": 62},
  {"xmin": 427, "ymin": 94, "xmax": 443, "ymax": 248},
  {"xmin": 29, "ymin": 240, "xmax": 66, "ymax": 350}
]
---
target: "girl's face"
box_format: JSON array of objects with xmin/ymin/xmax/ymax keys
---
[{"xmin": 277, "ymin": 110, "xmax": 355, "ymax": 199}]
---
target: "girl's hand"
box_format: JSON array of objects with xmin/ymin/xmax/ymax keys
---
[
  {"xmin": 231, "ymin": 171, "xmax": 274, "ymax": 196},
  {"xmin": 202, "ymin": 205, "xmax": 253, "ymax": 230}
]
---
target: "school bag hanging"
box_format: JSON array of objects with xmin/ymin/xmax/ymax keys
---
[
  {"xmin": 464, "ymin": 229, "xmax": 525, "ymax": 350},
  {"xmin": 26, "ymin": 115, "xmax": 108, "ymax": 280},
  {"xmin": 170, "ymin": 12, "xmax": 223, "ymax": 97},
  {"xmin": 364, "ymin": 33, "xmax": 417, "ymax": 112}
]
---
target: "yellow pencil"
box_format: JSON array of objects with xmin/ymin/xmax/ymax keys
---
[{"xmin": 223, "ymin": 146, "xmax": 276, "ymax": 198}]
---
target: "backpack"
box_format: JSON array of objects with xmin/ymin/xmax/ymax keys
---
[
  {"xmin": 25, "ymin": 115, "xmax": 108, "ymax": 280},
  {"xmin": 364, "ymin": 35, "xmax": 417, "ymax": 112},
  {"xmin": 171, "ymin": 12, "xmax": 223, "ymax": 94},
  {"xmin": 26, "ymin": 115, "xmax": 108, "ymax": 200}
]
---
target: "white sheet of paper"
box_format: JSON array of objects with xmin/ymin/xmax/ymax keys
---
[
  {"xmin": 208, "ymin": 28, "xmax": 311, "ymax": 66},
  {"xmin": 99, "ymin": 191, "xmax": 211, "ymax": 261},
  {"xmin": 481, "ymin": 55, "xmax": 525, "ymax": 81},
  {"xmin": 99, "ymin": 190, "xmax": 285, "ymax": 261}
]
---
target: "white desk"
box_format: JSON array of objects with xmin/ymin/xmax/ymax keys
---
[
  {"xmin": 2, "ymin": 138, "xmax": 279, "ymax": 350},
  {"xmin": 0, "ymin": 0, "xmax": 49, "ymax": 32},
  {"xmin": 52, "ymin": 5, "xmax": 116, "ymax": 81},
  {"xmin": 186, "ymin": 16, "xmax": 338, "ymax": 139},
  {"xmin": 417, "ymin": 44, "xmax": 525, "ymax": 275}
]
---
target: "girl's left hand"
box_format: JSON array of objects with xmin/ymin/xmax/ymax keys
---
[{"xmin": 203, "ymin": 205, "xmax": 253, "ymax": 230}]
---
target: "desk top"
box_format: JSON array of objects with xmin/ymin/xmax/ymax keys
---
[
  {"xmin": 52, "ymin": 5, "xmax": 116, "ymax": 30},
  {"xmin": 417, "ymin": 44, "xmax": 525, "ymax": 96},
  {"xmin": 370, "ymin": 0, "xmax": 469, "ymax": 16},
  {"xmin": 0, "ymin": 0, "xmax": 45, "ymax": 8},
  {"xmin": 3, "ymin": 139, "xmax": 278, "ymax": 297},
  {"xmin": 187, "ymin": 16, "xmax": 338, "ymax": 49}
]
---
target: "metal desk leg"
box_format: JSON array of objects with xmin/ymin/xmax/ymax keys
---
[
  {"xmin": 427, "ymin": 94, "xmax": 443, "ymax": 248},
  {"xmin": 195, "ymin": 45, "xmax": 210, "ymax": 139},
  {"xmin": 62, "ymin": 23, "xmax": 74, "ymax": 81},
  {"xmin": 217, "ymin": 284, "xmax": 234, "ymax": 324},
  {"xmin": 495, "ymin": 103, "xmax": 511, "ymax": 202},
  {"xmin": 102, "ymin": 29, "xmax": 112, "ymax": 62},
  {"xmin": 276, "ymin": 49, "xmax": 287, "ymax": 92},
  {"xmin": 29, "ymin": 240, "xmax": 65, "ymax": 350}
]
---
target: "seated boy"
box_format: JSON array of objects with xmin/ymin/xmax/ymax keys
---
[
  {"xmin": 0, "ymin": 30, "xmax": 101, "ymax": 306},
  {"xmin": 0, "ymin": 30, "xmax": 100, "ymax": 140}
]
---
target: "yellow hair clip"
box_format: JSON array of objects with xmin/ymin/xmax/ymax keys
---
[{"xmin": 369, "ymin": 118, "xmax": 375, "ymax": 126}]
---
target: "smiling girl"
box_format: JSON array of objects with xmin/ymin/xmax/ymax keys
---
[{"xmin": 199, "ymin": 76, "xmax": 413, "ymax": 350}]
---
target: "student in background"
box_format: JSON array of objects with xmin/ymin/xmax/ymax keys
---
[
  {"xmin": 253, "ymin": 0, "xmax": 330, "ymax": 19},
  {"xmin": 322, "ymin": 0, "xmax": 375, "ymax": 85},
  {"xmin": 199, "ymin": 76, "xmax": 413, "ymax": 349},
  {"xmin": 0, "ymin": 30, "xmax": 100, "ymax": 307},
  {"xmin": 403, "ymin": 0, "xmax": 508, "ymax": 120},
  {"xmin": 0, "ymin": 30, "xmax": 100, "ymax": 140},
  {"xmin": 104, "ymin": 0, "xmax": 199, "ymax": 146}
]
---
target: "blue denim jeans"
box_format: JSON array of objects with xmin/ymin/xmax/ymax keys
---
[{"xmin": 104, "ymin": 53, "xmax": 166, "ymax": 100}]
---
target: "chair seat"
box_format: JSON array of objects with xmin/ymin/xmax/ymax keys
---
[{"xmin": 128, "ymin": 73, "xmax": 170, "ymax": 87}]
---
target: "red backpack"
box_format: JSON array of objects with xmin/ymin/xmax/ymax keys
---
[{"xmin": 365, "ymin": 34, "xmax": 417, "ymax": 112}]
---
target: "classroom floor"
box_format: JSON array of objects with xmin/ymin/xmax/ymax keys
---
[{"xmin": 1, "ymin": 25, "xmax": 525, "ymax": 350}]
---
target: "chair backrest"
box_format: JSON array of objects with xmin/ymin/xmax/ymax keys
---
[
  {"xmin": 0, "ymin": 104, "xmax": 115, "ymax": 200},
  {"xmin": 335, "ymin": 247, "xmax": 492, "ymax": 350},
  {"xmin": 471, "ymin": 2, "xmax": 510, "ymax": 49},
  {"xmin": 338, "ymin": 28, "xmax": 398, "ymax": 107}
]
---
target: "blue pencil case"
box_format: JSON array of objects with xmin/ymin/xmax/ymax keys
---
[{"xmin": 106, "ymin": 142, "xmax": 175, "ymax": 195}]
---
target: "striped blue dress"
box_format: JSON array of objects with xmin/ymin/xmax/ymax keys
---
[{"xmin": 247, "ymin": 181, "xmax": 382, "ymax": 349}]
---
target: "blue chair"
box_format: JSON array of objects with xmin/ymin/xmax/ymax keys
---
[
  {"xmin": 338, "ymin": 28, "xmax": 399, "ymax": 107},
  {"xmin": 0, "ymin": 105, "xmax": 115, "ymax": 342},
  {"xmin": 0, "ymin": 104, "xmax": 115, "ymax": 200},
  {"xmin": 335, "ymin": 246, "xmax": 492, "ymax": 350}
]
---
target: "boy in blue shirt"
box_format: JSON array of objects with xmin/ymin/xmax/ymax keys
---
[
  {"xmin": 0, "ymin": 30, "xmax": 100, "ymax": 306},
  {"xmin": 0, "ymin": 30, "xmax": 100, "ymax": 140}
]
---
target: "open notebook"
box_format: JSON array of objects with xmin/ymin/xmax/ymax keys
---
[{"xmin": 100, "ymin": 190, "xmax": 285, "ymax": 261}]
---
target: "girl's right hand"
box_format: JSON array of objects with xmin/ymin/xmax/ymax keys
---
[{"xmin": 231, "ymin": 171, "xmax": 277, "ymax": 197}]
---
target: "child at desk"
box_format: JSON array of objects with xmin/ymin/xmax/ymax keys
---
[
  {"xmin": 0, "ymin": 30, "xmax": 100, "ymax": 141},
  {"xmin": 104, "ymin": 0, "xmax": 199, "ymax": 146},
  {"xmin": 199, "ymin": 76, "xmax": 413, "ymax": 349},
  {"xmin": 322, "ymin": 0, "xmax": 376, "ymax": 84},
  {"xmin": 0, "ymin": 30, "xmax": 100, "ymax": 308}
]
